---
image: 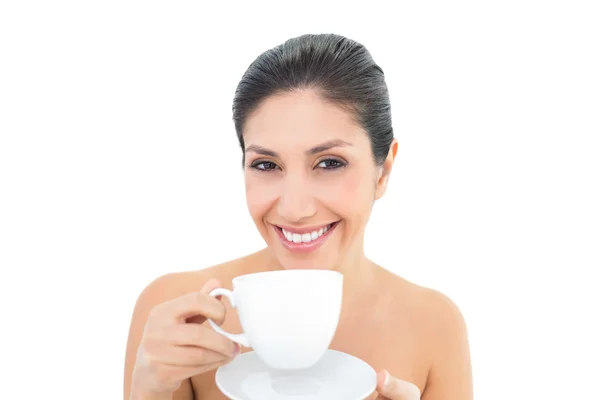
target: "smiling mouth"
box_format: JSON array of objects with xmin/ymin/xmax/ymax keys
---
[{"xmin": 272, "ymin": 221, "xmax": 340, "ymax": 253}]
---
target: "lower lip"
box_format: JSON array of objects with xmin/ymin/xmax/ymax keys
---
[{"xmin": 273, "ymin": 222, "xmax": 339, "ymax": 253}]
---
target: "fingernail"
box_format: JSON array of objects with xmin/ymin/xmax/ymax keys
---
[
  {"xmin": 232, "ymin": 343, "xmax": 241, "ymax": 356},
  {"xmin": 383, "ymin": 370, "xmax": 390, "ymax": 385}
]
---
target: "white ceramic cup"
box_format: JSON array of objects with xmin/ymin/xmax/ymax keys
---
[{"xmin": 207, "ymin": 269, "xmax": 343, "ymax": 370}]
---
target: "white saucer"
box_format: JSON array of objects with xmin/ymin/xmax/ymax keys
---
[{"xmin": 215, "ymin": 349, "xmax": 376, "ymax": 400}]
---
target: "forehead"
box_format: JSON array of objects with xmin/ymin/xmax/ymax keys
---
[{"xmin": 243, "ymin": 90, "xmax": 368, "ymax": 150}]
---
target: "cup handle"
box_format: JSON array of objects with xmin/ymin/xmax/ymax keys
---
[{"xmin": 207, "ymin": 288, "xmax": 250, "ymax": 348}]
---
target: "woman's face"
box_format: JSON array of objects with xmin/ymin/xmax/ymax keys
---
[{"xmin": 243, "ymin": 90, "xmax": 397, "ymax": 270}]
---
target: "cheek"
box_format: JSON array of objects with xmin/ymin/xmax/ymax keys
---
[
  {"xmin": 317, "ymin": 169, "xmax": 374, "ymax": 217},
  {"xmin": 244, "ymin": 174, "xmax": 279, "ymax": 220}
]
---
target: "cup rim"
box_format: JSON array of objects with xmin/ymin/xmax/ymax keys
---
[{"xmin": 233, "ymin": 269, "xmax": 342, "ymax": 285}]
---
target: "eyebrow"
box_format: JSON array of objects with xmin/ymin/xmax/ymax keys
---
[{"xmin": 245, "ymin": 139, "xmax": 352, "ymax": 158}]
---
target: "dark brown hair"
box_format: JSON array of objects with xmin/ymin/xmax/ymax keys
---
[{"xmin": 232, "ymin": 33, "xmax": 394, "ymax": 166}]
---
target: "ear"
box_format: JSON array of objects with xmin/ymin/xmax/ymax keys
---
[{"xmin": 374, "ymin": 138, "xmax": 398, "ymax": 200}]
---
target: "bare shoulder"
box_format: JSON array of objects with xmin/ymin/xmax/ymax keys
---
[
  {"xmin": 134, "ymin": 251, "xmax": 263, "ymax": 308},
  {"xmin": 416, "ymin": 284, "xmax": 467, "ymax": 331},
  {"xmin": 384, "ymin": 272, "xmax": 472, "ymax": 399},
  {"xmin": 381, "ymin": 270, "xmax": 467, "ymax": 333},
  {"xmin": 123, "ymin": 251, "xmax": 263, "ymax": 399},
  {"xmin": 380, "ymin": 271, "xmax": 472, "ymax": 399}
]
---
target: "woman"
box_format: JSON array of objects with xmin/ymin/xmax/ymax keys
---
[{"xmin": 124, "ymin": 33, "xmax": 472, "ymax": 400}]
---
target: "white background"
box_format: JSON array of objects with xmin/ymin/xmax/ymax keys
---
[{"xmin": 1, "ymin": 1, "xmax": 598, "ymax": 399}]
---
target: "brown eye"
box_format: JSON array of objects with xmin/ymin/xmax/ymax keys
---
[
  {"xmin": 316, "ymin": 159, "xmax": 346, "ymax": 170},
  {"xmin": 251, "ymin": 161, "xmax": 279, "ymax": 171}
]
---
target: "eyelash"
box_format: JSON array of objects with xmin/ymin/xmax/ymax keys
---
[{"xmin": 248, "ymin": 158, "xmax": 347, "ymax": 172}]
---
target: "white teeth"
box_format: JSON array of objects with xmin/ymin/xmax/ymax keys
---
[{"xmin": 281, "ymin": 223, "xmax": 335, "ymax": 244}]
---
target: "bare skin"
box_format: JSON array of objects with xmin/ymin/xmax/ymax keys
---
[
  {"xmin": 125, "ymin": 250, "xmax": 471, "ymax": 399},
  {"xmin": 124, "ymin": 89, "xmax": 472, "ymax": 399}
]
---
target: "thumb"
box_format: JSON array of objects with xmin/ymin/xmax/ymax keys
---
[{"xmin": 377, "ymin": 370, "xmax": 421, "ymax": 399}]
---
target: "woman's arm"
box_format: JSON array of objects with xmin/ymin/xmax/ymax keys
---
[{"xmin": 421, "ymin": 292, "xmax": 473, "ymax": 400}]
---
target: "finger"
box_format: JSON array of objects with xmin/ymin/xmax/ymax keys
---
[
  {"xmin": 376, "ymin": 370, "xmax": 421, "ymax": 400},
  {"xmin": 158, "ymin": 282, "xmax": 225, "ymax": 323},
  {"xmin": 169, "ymin": 323, "xmax": 239, "ymax": 357},
  {"xmin": 199, "ymin": 278, "xmax": 223, "ymax": 295},
  {"xmin": 194, "ymin": 356, "xmax": 237, "ymax": 372},
  {"xmin": 187, "ymin": 279, "xmax": 224, "ymax": 324},
  {"xmin": 149, "ymin": 356, "xmax": 236, "ymax": 383},
  {"xmin": 151, "ymin": 343, "xmax": 235, "ymax": 367},
  {"xmin": 175, "ymin": 292, "xmax": 225, "ymax": 322}
]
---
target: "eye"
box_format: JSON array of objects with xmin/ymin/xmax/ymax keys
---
[
  {"xmin": 249, "ymin": 160, "xmax": 280, "ymax": 172},
  {"xmin": 316, "ymin": 158, "xmax": 347, "ymax": 170}
]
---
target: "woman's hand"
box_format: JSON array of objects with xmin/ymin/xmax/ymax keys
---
[
  {"xmin": 130, "ymin": 279, "xmax": 240, "ymax": 398},
  {"xmin": 375, "ymin": 369, "xmax": 421, "ymax": 400}
]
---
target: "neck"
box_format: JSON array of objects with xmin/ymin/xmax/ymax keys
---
[
  {"xmin": 334, "ymin": 242, "xmax": 378, "ymax": 293},
  {"xmin": 259, "ymin": 241, "xmax": 380, "ymax": 294}
]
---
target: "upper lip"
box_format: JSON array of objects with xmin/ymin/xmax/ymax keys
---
[{"xmin": 271, "ymin": 221, "xmax": 338, "ymax": 234}]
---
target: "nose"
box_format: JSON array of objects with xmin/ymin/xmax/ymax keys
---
[{"xmin": 277, "ymin": 176, "xmax": 317, "ymax": 223}]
